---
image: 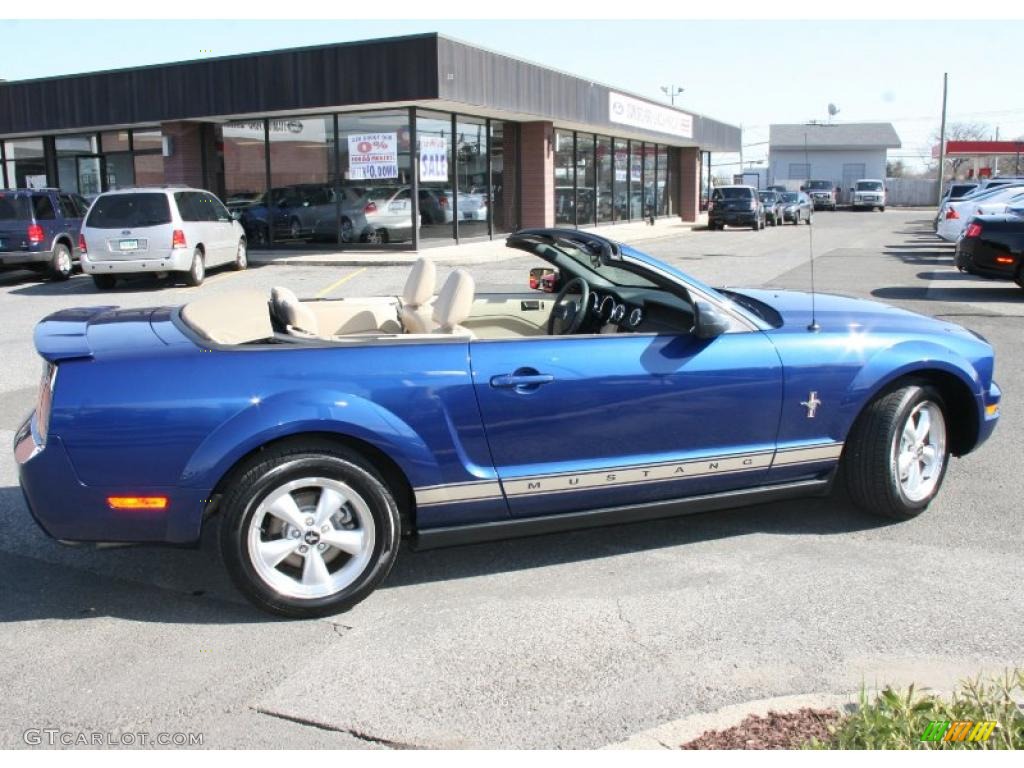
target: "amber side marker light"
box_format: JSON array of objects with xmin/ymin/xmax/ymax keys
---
[
  {"xmin": 107, "ymin": 496, "xmax": 168, "ymax": 510},
  {"xmin": 986, "ymin": 404, "xmax": 1000, "ymax": 417},
  {"xmin": 994, "ymin": 255, "xmax": 1015, "ymax": 265}
]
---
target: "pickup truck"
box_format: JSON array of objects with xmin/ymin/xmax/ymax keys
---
[{"xmin": 804, "ymin": 180, "xmax": 836, "ymax": 211}]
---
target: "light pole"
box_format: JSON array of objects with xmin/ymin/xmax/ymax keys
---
[{"xmin": 660, "ymin": 85, "xmax": 684, "ymax": 107}]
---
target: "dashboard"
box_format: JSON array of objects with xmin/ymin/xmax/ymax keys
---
[{"xmin": 585, "ymin": 286, "xmax": 694, "ymax": 334}]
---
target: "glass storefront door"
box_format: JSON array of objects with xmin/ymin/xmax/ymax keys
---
[{"xmin": 76, "ymin": 157, "xmax": 103, "ymax": 197}]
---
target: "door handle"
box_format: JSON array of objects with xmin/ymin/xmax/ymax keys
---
[{"xmin": 490, "ymin": 368, "xmax": 555, "ymax": 392}]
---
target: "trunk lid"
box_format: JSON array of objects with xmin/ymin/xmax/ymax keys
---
[{"xmin": 34, "ymin": 305, "xmax": 169, "ymax": 362}]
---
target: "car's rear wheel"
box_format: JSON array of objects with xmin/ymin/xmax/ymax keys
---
[
  {"xmin": 233, "ymin": 239, "xmax": 247, "ymax": 271},
  {"xmin": 92, "ymin": 274, "xmax": 116, "ymax": 290},
  {"xmin": 339, "ymin": 217, "xmax": 354, "ymax": 243},
  {"xmin": 219, "ymin": 444, "xmax": 401, "ymax": 618},
  {"xmin": 50, "ymin": 243, "xmax": 73, "ymax": 281},
  {"xmin": 843, "ymin": 384, "xmax": 949, "ymax": 520},
  {"xmin": 184, "ymin": 248, "xmax": 205, "ymax": 286}
]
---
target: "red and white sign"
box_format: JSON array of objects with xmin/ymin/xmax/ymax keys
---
[
  {"xmin": 347, "ymin": 132, "xmax": 398, "ymax": 180},
  {"xmin": 609, "ymin": 92, "xmax": 693, "ymax": 140}
]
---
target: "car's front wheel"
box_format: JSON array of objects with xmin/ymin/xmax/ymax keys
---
[
  {"xmin": 233, "ymin": 239, "xmax": 247, "ymax": 271},
  {"xmin": 843, "ymin": 384, "xmax": 949, "ymax": 520},
  {"xmin": 219, "ymin": 444, "xmax": 401, "ymax": 618}
]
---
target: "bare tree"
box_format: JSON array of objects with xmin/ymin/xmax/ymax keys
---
[{"xmin": 930, "ymin": 121, "xmax": 993, "ymax": 178}]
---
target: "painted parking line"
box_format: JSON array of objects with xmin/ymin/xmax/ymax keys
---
[{"xmin": 316, "ymin": 267, "xmax": 367, "ymax": 298}]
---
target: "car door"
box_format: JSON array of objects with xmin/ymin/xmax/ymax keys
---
[{"xmin": 469, "ymin": 329, "xmax": 783, "ymax": 519}]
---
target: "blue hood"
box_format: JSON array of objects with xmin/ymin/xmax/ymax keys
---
[{"xmin": 731, "ymin": 288, "xmax": 976, "ymax": 338}]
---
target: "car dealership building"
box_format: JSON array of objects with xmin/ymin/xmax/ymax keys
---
[{"xmin": 0, "ymin": 33, "xmax": 740, "ymax": 250}]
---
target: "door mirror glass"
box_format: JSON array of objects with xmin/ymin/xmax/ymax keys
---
[
  {"xmin": 529, "ymin": 267, "xmax": 560, "ymax": 293},
  {"xmin": 694, "ymin": 300, "xmax": 731, "ymax": 339}
]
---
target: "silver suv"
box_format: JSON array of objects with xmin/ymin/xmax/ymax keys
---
[{"xmin": 80, "ymin": 187, "xmax": 247, "ymax": 289}]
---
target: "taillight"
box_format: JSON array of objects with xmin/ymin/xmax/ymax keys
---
[
  {"xmin": 707, "ymin": 201, "xmax": 715, "ymax": 211},
  {"xmin": 36, "ymin": 363, "xmax": 56, "ymax": 444},
  {"xmin": 945, "ymin": 208, "xmax": 960, "ymax": 220},
  {"xmin": 78, "ymin": 234, "xmax": 88, "ymax": 254},
  {"xmin": 27, "ymin": 224, "xmax": 44, "ymax": 244},
  {"xmin": 171, "ymin": 229, "xmax": 187, "ymax": 249},
  {"xmin": 964, "ymin": 222, "xmax": 982, "ymax": 238},
  {"xmin": 438, "ymin": 194, "xmax": 450, "ymax": 208},
  {"xmin": 364, "ymin": 201, "xmax": 377, "ymax": 214}
]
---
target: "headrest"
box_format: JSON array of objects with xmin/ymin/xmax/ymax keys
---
[
  {"xmin": 403, "ymin": 257, "xmax": 436, "ymax": 307},
  {"xmin": 432, "ymin": 269, "xmax": 475, "ymax": 331},
  {"xmin": 271, "ymin": 285, "xmax": 318, "ymax": 334},
  {"xmin": 180, "ymin": 288, "xmax": 274, "ymax": 345}
]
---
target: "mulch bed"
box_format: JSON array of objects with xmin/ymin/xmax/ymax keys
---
[{"xmin": 679, "ymin": 707, "xmax": 841, "ymax": 750}]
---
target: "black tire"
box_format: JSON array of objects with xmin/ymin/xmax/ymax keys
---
[
  {"xmin": 1015, "ymin": 266, "xmax": 1024, "ymax": 290},
  {"xmin": 339, "ymin": 217, "xmax": 354, "ymax": 244},
  {"xmin": 232, "ymin": 239, "xmax": 247, "ymax": 271},
  {"xmin": 49, "ymin": 243, "xmax": 73, "ymax": 281},
  {"xmin": 92, "ymin": 274, "xmax": 116, "ymax": 290},
  {"xmin": 218, "ymin": 443, "xmax": 402, "ymax": 618},
  {"xmin": 289, "ymin": 217, "xmax": 302, "ymax": 240},
  {"xmin": 880, "ymin": 206, "xmax": 886, "ymax": 212},
  {"xmin": 183, "ymin": 248, "xmax": 205, "ymax": 287},
  {"xmin": 843, "ymin": 384, "xmax": 950, "ymax": 521}
]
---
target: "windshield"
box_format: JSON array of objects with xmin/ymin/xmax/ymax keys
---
[
  {"xmin": 758, "ymin": 192, "xmax": 777, "ymax": 202},
  {"xmin": 712, "ymin": 187, "xmax": 754, "ymax": 201},
  {"xmin": 806, "ymin": 181, "xmax": 831, "ymax": 190},
  {"xmin": 85, "ymin": 193, "xmax": 172, "ymax": 229},
  {"xmin": 0, "ymin": 193, "xmax": 31, "ymax": 221},
  {"xmin": 780, "ymin": 193, "xmax": 799, "ymax": 203},
  {"xmin": 856, "ymin": 181, "xmax": 883, "ymax": 191}
]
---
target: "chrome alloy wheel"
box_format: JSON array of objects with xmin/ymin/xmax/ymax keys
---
[
  {"xmin": 893, "ymin": 401, "xmax": 946, "ymax": 503},
  {"xmin": 247, "ymin": 477, "xmax": 376, "ymax": 600}
]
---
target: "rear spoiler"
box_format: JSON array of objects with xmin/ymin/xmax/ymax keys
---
[{"xmin": 33, "ymin": 306, "xmax": 117, "ymax": 363}]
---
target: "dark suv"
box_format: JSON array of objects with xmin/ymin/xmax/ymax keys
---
[
  {"xmin": 0, "ymin": 188, "xmax": 89, "ymax": 280},
  {"xmin": 708, "ymin": 185, "xmax": 765, "ymax": 230}
]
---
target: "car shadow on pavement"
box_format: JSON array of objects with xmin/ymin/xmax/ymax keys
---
[
  {"xmin": 882, "ymin": 249, "xmax": 955, "ymax": 266},
  {"xmin": 872, "ymin": 284, "xmax": 1022, "ymax": 304},
  {"xmin": 0, "ymin": 484, "xmax": 890, "ymax": 624},
  {"xmin": 9, "ymin": 274, "xmax": 175, "ymax": 296}
]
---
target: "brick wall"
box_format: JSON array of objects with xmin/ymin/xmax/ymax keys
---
[
  {"xmin": 678, "ymin": 147, "xmax": 700, "ymax": 222},
  {"xmin": 161, "ymin": 121, "xmax": 206, "ymax": 187},
  {"xmin": 519, "ymin": 121, "xmax": 554, "ymax": 229}
]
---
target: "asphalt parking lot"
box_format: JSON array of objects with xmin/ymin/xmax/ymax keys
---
[{"xmin": 1, "ymin": 210, "xmax": 1021, "ymax": 749}]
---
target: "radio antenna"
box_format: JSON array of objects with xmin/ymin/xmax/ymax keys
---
[{"xmin": 804, "ymin": 131, "xmax": 820, "ymax": 332}]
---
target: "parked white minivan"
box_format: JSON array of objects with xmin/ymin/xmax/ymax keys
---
[{"xmin": 80, "ymin": 187, "xmax": 247, "ymax": 288}]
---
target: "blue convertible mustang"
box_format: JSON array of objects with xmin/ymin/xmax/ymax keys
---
[{"xmin": 16, "ymin": 229, "xmax": 1000, "ymax": 617}]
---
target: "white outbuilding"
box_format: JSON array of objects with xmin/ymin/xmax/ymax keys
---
[{"xmin": 768, "ymin": 122, "xmax": 901, "ymax": 201}]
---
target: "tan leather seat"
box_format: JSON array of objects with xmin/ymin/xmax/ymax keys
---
[
  {"xmin": 432, "ymin": 269, "xmax": 475, "ymax": 336},
  {"xmin": 271, "ymin": 286, "xmax": 319, "ymax": 336},
  {"xmin": 400, "ymin": 257, "xmax": 436, "ymax": 333}
]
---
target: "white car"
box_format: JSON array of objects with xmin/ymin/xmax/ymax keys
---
[
  {"xmin": 937, "ymin": 185, "xmax": 1024, "ymax": 242},
  {"xmin": 80, "ymin": 187, "xmax": 247, "ymax": 288},
  {"xmin": 850, "ymin": 179, "xmax": 886, "ymax": 211}
]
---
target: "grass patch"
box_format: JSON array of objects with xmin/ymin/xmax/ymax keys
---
[{"xmin": 807, "ymin": 668, "xmax": 1024, "ymax": 749}]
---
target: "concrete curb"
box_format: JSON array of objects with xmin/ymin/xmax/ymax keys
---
[{"xmin": 601, "ymin": 692, "xmax": 861, "ymax": 750}]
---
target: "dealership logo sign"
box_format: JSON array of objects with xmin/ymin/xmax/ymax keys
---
[{"xmin": 608, "ymin": 92, "xmax": 693, "ymax": 139}]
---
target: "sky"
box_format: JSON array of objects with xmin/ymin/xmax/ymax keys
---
[{"xmin": 3, "ymin": 19, "xmax": 1024, "ymax": 172}]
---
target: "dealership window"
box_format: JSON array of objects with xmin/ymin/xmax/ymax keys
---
[
  {"xmin": 491, "ymin": 121, "xmax": 518, "ymax": 234},
  {"xmin": 416, "ymin": 111, "xmax": 454, "ymax": 244},
  {"xmin": 643, "ymin": 144, "xmax": 657, "ymax": 218},
  {"xmin": 54, "ymin": 134, "xmax": 99, "ymax": 196},
  {"xmin": 553, "ymin": 130, "xmax": 575, "ymax": 225},
  {"xmin": 267, "ymin": 115, "xmax": 336, "ymax": 245},
  {"xmin": 575, "ymin": 133, "xmax": 595, "ymax": 227},
  {"xmin": 4, "ymin": 138, "xmax": 46, "ymax": 189},
  {"xmin": 656, "ymin": 145, "xmax": 670, "ymax": 216},
  {"xmin": 132, "ymin": 128, "xmax": 164, "ymax": 186},
  {"xmin": 629, "ymin": 142, "xmax": 644, "ymax": 220},
  {"xmin": 595, "ymin": 136, "xmax": 613, "ymax": 224},
  {"xmin": 613, "ymin": 138, "xmax": 628, "ymax": 221},
  {"xmin": 455, "ymin": 115, "xmax": 488, "ymax": 240},
  {"xmin": 223, "ymin": 120, "xmax": 271, "ymax": 245}
]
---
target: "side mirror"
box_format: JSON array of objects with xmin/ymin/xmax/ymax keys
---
[
  {"xmin": 694, "ymin": 300, "xmax": 731, "ymax": 340},
  {"xmin": 230, "ymin": 211, "xmax": 242, "ymax": 221},
  {"xmin": 529, "ymin": 267, "xmax": 560, "ymax": 293}
]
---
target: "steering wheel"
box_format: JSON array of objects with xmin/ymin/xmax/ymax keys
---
[{"xmin": 547, "ymin": 277, "xmax": 591, "ymax": 335}]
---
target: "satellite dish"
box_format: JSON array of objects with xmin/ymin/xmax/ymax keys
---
[{"xmin": 828, "ymin": 103, "xmax": 840, "ymax": 117}]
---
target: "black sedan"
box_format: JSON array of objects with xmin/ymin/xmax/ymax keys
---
[
  {"xmin": 780, "ymin": 192, "xmax": 813, "ymax": 225},
  {"xmin": 955, "ymin": 210, "xmax": 1024, "ymax": 288}
]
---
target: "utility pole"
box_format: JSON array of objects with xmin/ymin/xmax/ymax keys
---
[
  {"xmin": 739, "ymin": 123, "xmax": 744, "ymax": 172},
  {"xmin": 937, "ymin": 72, "xmax": 948, "ymax": 208}
]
